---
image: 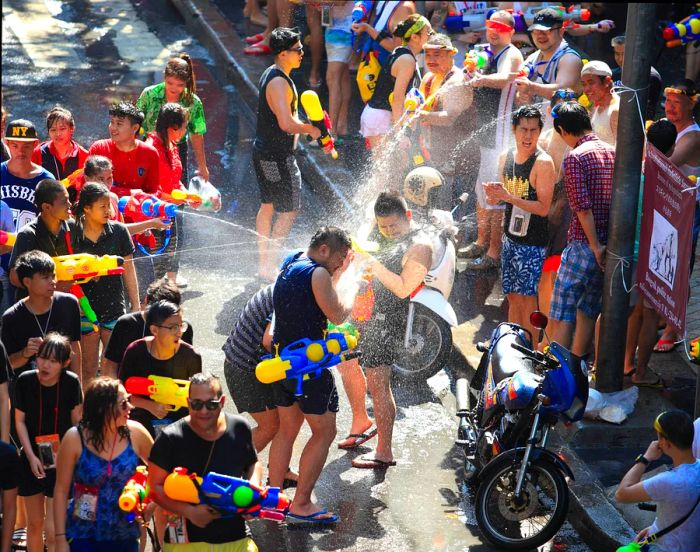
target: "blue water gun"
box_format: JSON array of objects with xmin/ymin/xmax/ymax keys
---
[
  {"xmin": 256, "ymin": 331, "xmax": 360, "ymax": 396},
  {"xmin": 118, "ymin": 191, "xmax": 178, "ymax": 255},
  {"xmin": 163, "ymin": 468, "xmax": 290, "ymax": 522}
]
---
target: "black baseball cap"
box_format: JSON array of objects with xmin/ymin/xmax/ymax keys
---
[
  {"xmin": 528, "ymin": 8, "xmax": 564, "ymax": 31},
  {"xmin": 5, "ymin": 119, "xmax": 39, "ymax": 142}
]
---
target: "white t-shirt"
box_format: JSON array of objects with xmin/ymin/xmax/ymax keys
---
[
  {"xmin": 693, "ymin": 418, "xmax": 700, "ymax": 459},
  {"xmin": 642, "ymin": 460, "xmax": 700, "ymax": 551}
]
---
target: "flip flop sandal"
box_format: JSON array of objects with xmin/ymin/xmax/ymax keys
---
[
  {"xmin": 245, "ymin": 33, "xmax": 265, "ymax": 44},
  {"xmin": 12, "ymin": 528, "xmax": 28, "ymax": 551},
  {"xmin": 351, "ymin": 454, "xmax": 397, "ymax": 469},
  {"xmin": 337, "ymin": 426, "xmax": 377, "ymax": 449},
  {"xmin": 464, "ymin": 255, "xmax": 499, "ymax": 271},
  {"xmin": 634, "ymin": 376, "xmax": 664, "ymax": 389},
  {"xmin": 457, "ymin": 242, "xmax": 486, "ymax": 259},
  {"xmin": 287, "ymin": 509, "xmax": 339, "ymax": 524},
  {"xmin": 244, "ymin": 43, "xmax": 272, "ymax": 55},
  {"xmin": 652, "ymin": 339, "xmax": 677, "ymax": 353}
]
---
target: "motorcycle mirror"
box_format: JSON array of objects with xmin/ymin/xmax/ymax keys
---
[{"xmin": 530, "ymin": 310, "xmax": 548, "ymax": 330}]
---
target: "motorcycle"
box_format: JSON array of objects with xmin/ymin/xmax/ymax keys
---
[{"xmin": 455, "ymin": 312, "xmax": 589, "ymax": 549}]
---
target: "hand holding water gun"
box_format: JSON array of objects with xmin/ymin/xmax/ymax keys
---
[
  {"xmin": 53, "ymin": 254, "xmax": 125, "ymax": 284},
  {"xmin": 125, "ymin": 375, "xmax": 190, "ymax": 411},
  {"xmin": 163, "ymin": 467, "xmax": 290, "ymax": 521},
  {"xmin": 0, "ymin": 230, "xmax": 16, "ymax": 247},
  {"xmin": 119, "ymin": 466, "xmax": 151, "ymax": 522},
  {"xmin": 662, "ymin": 12, "xmax": 700, "ymax": 48},
  {"xmin": 300, "ymin": 90, "xmax": 338, "ymax": 159},
  {"xmin": 118, "ymin": 190, "xmax": 178, "ymax": 223},
  {"xmin": 256, "ymin": 332, "xmax": 360, "ymax": 396}
]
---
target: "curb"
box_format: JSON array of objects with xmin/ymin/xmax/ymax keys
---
[
  {"xmin": 552, "ymin": 434, "xmax": 638, "ymax": 551},
  {"xmin": 169, "ymin": 0, "xmax": 352, "ymax": 210}
]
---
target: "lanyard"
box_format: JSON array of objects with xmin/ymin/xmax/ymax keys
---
[
  {"xmin": 38, "ymin": 377, "xmax": 61, "ymax": 435},
  {"xmin": 26, "ymin": 299, "xmax": 54, "ymax": 338}
]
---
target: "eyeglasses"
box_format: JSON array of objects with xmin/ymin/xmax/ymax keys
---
[
  {"xmin": 653, "ymin": 413, "xmax": 667, "ymax": 438},
  {"xmin": 551, "ymin": 103, "xmax": 562, "ymax": 120},
  {"xmin": 156, "ymin": 321, "xmax": 189, "ymax": 334},
  {"xmin": 288, "ymin": 46, "xmax": 304, "ymax": 53},
  {"xmin": 188, "ymin": 398, "xmax": 223, "ymax": 411},
  {"xmin": 119, "ymin": 395, "xmax": 132, "ymax": 411}
]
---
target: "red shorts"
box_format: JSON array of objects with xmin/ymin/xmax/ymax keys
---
[{"xmin": 542, "ymin": 254, "xmax": 562, "ymax": 273}]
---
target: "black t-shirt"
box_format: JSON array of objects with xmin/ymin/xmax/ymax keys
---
[
  {"xmin": 14, "ymin": 369, "xmax": 82, "ymax": 456},
  {"xmin": 149, "ymin": 414, "xmax": 257, "ymax": 544},
  {"xmin": 71, "ymin": 221, "xmax": 135, "ymax": 322},
  {"xmin": 1, "ymin": 293, "xmax": 81, "ymax": 376},
  {"xmin": 104, "ymin": 312, "xmax": 194, "ymax": 365},
  {"xmin": 118, "ymin": 339, "xmax": 201, "ymax": 437}
]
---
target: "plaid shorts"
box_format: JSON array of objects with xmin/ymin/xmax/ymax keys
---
[
  {"xmin": 550, "ymin": 241, "xmax": 603, "ymax": 322},
  {"xmin": 501, "ymin": 236, "xmax": 547, "ymax": 297}
]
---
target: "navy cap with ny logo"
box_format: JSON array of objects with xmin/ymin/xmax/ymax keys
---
[{"xmin": 5, "ymin": 119, "xmax": 39, "ymax": 141}]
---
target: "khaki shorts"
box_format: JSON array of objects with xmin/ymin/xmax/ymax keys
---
[{"xmin": 163, "ymin": 537, "xmax": 258, "ymax": 552}]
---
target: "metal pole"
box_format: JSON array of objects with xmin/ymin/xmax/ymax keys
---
[{"xmin": 596, "ymin": 3, "xmax": 657, "ymax": 393}]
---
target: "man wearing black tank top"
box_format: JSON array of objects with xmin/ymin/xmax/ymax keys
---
[
  {"xmin": 253, "ymin": 27, "xmax": 321, "ymax": 282},
  {"xmin": 484, "ymin": 106, "xmax": 555, "ymax": 339}
]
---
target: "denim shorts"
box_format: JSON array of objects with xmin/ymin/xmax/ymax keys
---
[
  {"xmin": 549, "ymin": 241, "xmax": 604, "ymax": 322},
  {"xmin": 501, "ymin": 236, "xmax": 547, "ymax": 297}
]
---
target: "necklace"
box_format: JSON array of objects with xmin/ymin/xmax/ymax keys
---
[{"xmin": 25, "ymin": 297, "xmax": 54, "ymax": 337}]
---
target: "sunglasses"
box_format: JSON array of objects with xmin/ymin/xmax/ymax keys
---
[
  {"xmin": 288, "ymin": 46, "xmax": 304, "ymax": 53},
  {"xmin": 653, "ymin": 413, "xmax": 667, "ymax": 439},
  {"xmin": 553, "ymin": 90, "xmax": 576, "ymax": 101},
  {"xmin": 486, "ymin": 20, "xmax": 513, "ymax": 33},
  {"xmin": 189, "ymin": 398, "xmax": 223, "ymax": 411},
  {"xmin": 119, "ymin": 395, "xmax": 132, "ymax": 411}
]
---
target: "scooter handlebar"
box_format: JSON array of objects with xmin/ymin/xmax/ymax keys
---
[{"xmin": 510, "ymin": 342, "xmax": 557, "ymax": 369}]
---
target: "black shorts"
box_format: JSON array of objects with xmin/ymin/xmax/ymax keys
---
[
  {"xmin": 252, "ymin": 150, "xmax": 301, "ymax": 213},
  {"xmin": 18, "ymin": 453, "xmax": 56, "ymax": 497},
  {"xmin": 0, "ymin": 441, "xmax": 20, "ymax": 491},
  {"xmin": 358, "ymin": 315, "xmax": 406, "ymax": 368},
  {"xmin": 224, "ymin": 360, "xmax": 277, "ymax": 414},
  {"xmin": 272, "ymin": 369, "xmax": 339, "ymax": 415}
]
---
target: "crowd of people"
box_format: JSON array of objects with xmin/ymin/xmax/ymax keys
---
[{"xmin": 1, "ymin": 1, "xmax": 700, "ymax": 551}]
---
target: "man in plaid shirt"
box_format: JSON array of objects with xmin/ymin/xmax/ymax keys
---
[{"xmin": 548, "ymin": 101, "xmax": 615, "ymax": 356}]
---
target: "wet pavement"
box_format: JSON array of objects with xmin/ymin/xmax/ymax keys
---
[{"xmin": 2, "ymin": 1, "xmax": 594, "ymax": 550}]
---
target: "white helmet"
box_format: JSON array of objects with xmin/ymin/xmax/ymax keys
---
[{"xmin": 403, "ymin": 166, "xmax": 445, "ymax": 207}]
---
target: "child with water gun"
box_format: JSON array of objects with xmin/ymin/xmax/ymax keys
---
[
  {"xmin": 71, "ymin": 183, "xmax": 140, "ymax": 382},
  {"xmin": 119, "ymin": 300, "xmax": 201, "ymax": 438}
]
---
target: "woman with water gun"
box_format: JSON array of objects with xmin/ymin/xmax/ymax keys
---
[
  {"xmin": 71, "ymin": 183, "xmax": 140, "ymax": 382},
  {"xmin": 145, "ymin": 103, "xmax": 197, "ymax": 288},
  {"xmin": 360, "ymin": 14, "xmax": 432, "ymax": 160},
  {"xmin": 53, "ymin": 377, "xmax": 154, "ymax": 552},
  {"xmin": 119, "ymin": 300, "xmax": 202, "ymax": 439}
]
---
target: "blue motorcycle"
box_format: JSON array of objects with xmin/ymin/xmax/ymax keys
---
[{"xmin": 456, "ymin": 312, "xmax": 589, "ymax": 549}]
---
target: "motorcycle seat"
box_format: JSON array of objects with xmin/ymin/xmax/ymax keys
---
[{"xmin": 490, "ymin": 327, "xmax": 534, "ymax": 384}]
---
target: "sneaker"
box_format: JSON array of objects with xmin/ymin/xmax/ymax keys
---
[
  {"xmin": 463, "ymin": 255, "xmax": 500, "ymax": 271},
  {"xmin": 457, "ymin": 242, "xmax": 487, "ymax": 259}
]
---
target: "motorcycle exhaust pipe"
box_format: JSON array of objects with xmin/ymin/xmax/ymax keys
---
[{"xmin": 455, "ymin": 378, "xmax": 470, "ymax": 413}]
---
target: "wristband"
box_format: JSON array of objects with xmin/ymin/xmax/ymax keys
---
[{"xmin": 377, "ymin": 29, "xmax": 392, "ymax": 41}]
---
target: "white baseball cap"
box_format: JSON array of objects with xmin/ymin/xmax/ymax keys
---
[{"xmin": 581, "ymin": 60, "xmax": 612, "ymax": 78}]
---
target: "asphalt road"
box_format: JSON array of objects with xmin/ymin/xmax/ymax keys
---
[{"xmin": 2, "ymin": 1, "xmax": 592, "ymax": 550}]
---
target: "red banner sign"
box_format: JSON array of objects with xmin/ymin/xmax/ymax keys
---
[{"xmin": 637, "ymin": 144, "xmax": 696, "ymax": 335}]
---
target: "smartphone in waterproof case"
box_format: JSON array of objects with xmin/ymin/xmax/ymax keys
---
[{"xmin": 321, "ymin": 5, "xmax": 331, "ymax": 27}]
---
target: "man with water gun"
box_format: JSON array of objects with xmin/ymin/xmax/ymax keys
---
[
  {"xmin": 460, "ymin": 10, "xmax": 523, "ymax": 271},
  {"xmin": 253, "ymin": 27, "xmax": 321, "ymax": 282},
  {"xmin": 515, "ymin": 8, "xmax": 583, "ymax": 104},
  {"xmin": 413, "ymin": 33, "xmax": 476, "ymax": 210},
  {"xmin": 267, "ymin": 227, "xmax": 354, "ymax": 523},
  {"xmin": 349, "ymin": 194, "xmax": 432, "ymax": 470},
  {"xmin": 148, "ymin": 373, "xmax": 263, "ymax": 548}
]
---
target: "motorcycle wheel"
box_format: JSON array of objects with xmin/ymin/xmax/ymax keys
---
[
  {"xmin": 475, "ymin": 455, "xmax": 569, "ymax": 550},
  {"xmin": 392, "ymin": 304, "xmax": 453, "ymax": 382}
]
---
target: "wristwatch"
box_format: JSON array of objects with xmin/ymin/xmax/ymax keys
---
[{"xmin": 634, "ymin": 454, "xmax": 650, "ymax": 466}]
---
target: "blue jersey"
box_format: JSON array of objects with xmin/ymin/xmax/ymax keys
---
[
  {"xmin": 0, "ymin": 162, "xmax": 55, "ymax": 270},
  {"xmin": 273, "ymin": 251, "xmax": 327, "ymax": 348}
]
